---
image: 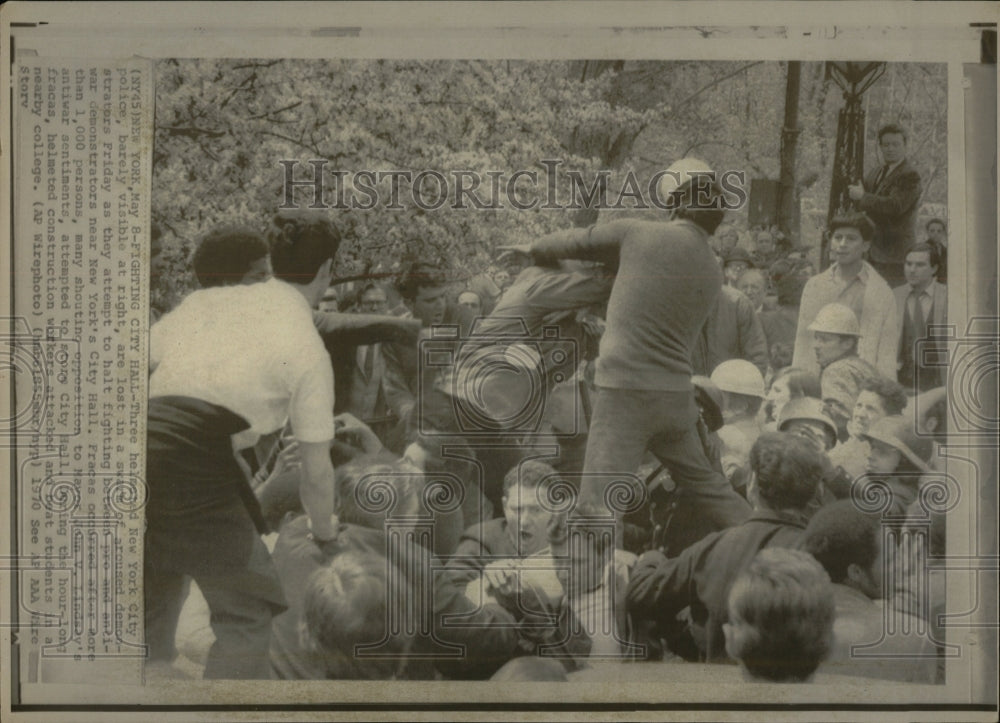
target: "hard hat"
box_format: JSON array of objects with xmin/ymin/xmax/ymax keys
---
[
  {"xmin": 860, "ymin": 415, "xmax": 933, "ymax": 473},
  {"xmin": 808, "ymin": 303, "xmax": 861, "ymax": 337},
  {"xmin": 723, "ymin": 247, "xmax": 755, "ymax": 268},
  {"xmin": 777, "ymin": 397, "xmax": 838, "ymax": 447},
  {"xmin": 692, "ymin": 375, "xmax": 725, "ymax": 432},
  {"xmin": 710, "ymin": 359, "xmax": 765, "ymax": 398},
  {"xmin": 657, "ymin": 157, "xmax": 715, "ymax": 203}
]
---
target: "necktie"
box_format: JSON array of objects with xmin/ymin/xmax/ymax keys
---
[
  {"xmin": 910, "ymin": 290, "xmax": 926, "ymax": 332},
  {"xmin": 876, "ymin": 163, "xmax": 892, "ymax": 190},
  {"xmin": 363, "ymin": 344, "xmax": 375, "ymax": 379}
]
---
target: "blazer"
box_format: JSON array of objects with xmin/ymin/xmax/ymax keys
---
[{"xmin": 858, "ymin": 158, "xmax": 922, "ymax": 265}]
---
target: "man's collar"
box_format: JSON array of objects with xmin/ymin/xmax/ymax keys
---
[{"xmin": 828, "ymin": 261, "xmax": 868, "ymax": 285}]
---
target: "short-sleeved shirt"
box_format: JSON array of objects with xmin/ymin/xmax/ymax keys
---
[{"xmin": 149, "ymin": 278, "xmax": 335, "ymax": 448}]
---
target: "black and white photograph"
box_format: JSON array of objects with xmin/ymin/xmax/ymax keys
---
[{"xmin": 1, "ymin": 2, "xmax": 997, "ymax": 720}]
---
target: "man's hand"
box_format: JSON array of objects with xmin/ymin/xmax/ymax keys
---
[
  {"xmin": 847, "ymin": 182, "xmax": 864, "ymax": 201},
  {"xmin": 483, "ymin": 559, "xmax": 520, "ymax": 606},
  {"xmin": 334, "ymin": 412, "xmax": 384, "ymax": 455},
  {"xmin": 495, "ymin": 244, "xmax": 532, "ymax": 264}
]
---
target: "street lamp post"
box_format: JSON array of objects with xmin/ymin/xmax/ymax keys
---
[{"xmin": 823, "ymin": 61, "xmax": 886, "ymax": 268}]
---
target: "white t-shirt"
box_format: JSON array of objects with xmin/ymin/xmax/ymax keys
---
[{"xmin": 149, "ymin": 278, "xmax": 335, "ymax": 448}]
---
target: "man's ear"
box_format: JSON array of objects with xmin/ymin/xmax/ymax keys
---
[{"xmin": 845, "ymin": 561, "xmax": 866, "ymax": 589}]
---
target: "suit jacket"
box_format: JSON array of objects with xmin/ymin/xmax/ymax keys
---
[
  {"xmin": 690, "ymin": 285, "xmax": 769, "ymax": 377},
  {"xmin": 345, "ymin": 343, "xmax": 387, "ymax": 422},
  {"xmin": 859, "ymin": 158, "xmax": 922, "ymax": 265},
  {"xmin": 893, "ymin": 280, "xmax": 948, "ymax": 387}
]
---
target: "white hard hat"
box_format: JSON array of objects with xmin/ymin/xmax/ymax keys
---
[
  {"xmin": 657, "ymin": 157, "xmax": 715, "ymax": 202},
  {"xmin": 807, "ymin": 303, "xmax": 861, "ymax": 337},
  {"xmin": 710, "ymin": 359, "xmax": 765, "ymax": 398}
]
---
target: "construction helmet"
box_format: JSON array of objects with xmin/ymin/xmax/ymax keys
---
[
  {"xmin": 778, "ymin": 396, "xmax": 838, "ymax": 448},
  {"xmin": 710, "ymin": 359, "xmax": 765, "ymax": 398},
  {"xmin": 807, "ymin": 303, "xmax": 861, "ymax": 337},
  {"xmin": 860, "ymin": 415, "xmax": 933, "ymax": 473},
  {"xmin": 657, "ymin": 157, "xmax": 715, "ymax": 204}
]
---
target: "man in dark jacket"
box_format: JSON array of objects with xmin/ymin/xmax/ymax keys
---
[
  {"xmin": 848, "ymin": 123, "xmax": 922, "ymax": 288},
  {"xmin": 626, "ymin": 432, "xmax": 825, "ymax": 662}
]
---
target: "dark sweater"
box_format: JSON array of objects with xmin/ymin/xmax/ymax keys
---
[{"xmin": 531, "ymin": 219, "xmax": 721, "ymax": 391}]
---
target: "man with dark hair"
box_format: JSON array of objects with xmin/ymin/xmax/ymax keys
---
[
  {"xmin": 191, "ymin": 226, "xmax": 272, "ymax": 288},
  {"xmin": 924, "ymin": 218, "xmax": 948, "ymax": 283},
  {"xmin": 146, "ymin": 212, "xmax": 341, "ymax": 679},
  {"xmin": 895, "ymin": 242, "xmax": 948, "ymax": 392},
  {"xmin": 502, "ymin": 159, "xmax": 751, "ymax": 557},
  {"xmin": 382, "ymin": 262, "xmax": 450, "ymax": 428},
  {"xmin": 627, "ymin": 432, "xmax": 825, "ymax": 662},
  {"xmin": 793, "ymin": 214, "xmax": 898, "ymax": 379},
  {"xmin": 847, "ymin": 123, "xmax": 922, "ymax": 287},
  {"xmin": 828, "ymin": 375, "xmax": 908, "ymax": 486},
  {"xmin": 724, "ymin": 547, "xmax": 835, "ymax": 682},
  {"xmin": 722, "ymin": 247, "xmax": 755, "ymax": 287},
  {"xmin": 800, "ymin": 500, "xmax": 937, "ymax": 682}
]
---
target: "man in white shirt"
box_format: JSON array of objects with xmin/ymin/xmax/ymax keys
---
[
  {"xmin": 792, "ymin": 213, "xmax": 898, "ymax": 379},
  {"xmin": 145, "ymin": 213, "xmax": 340, "ymax": 679}
]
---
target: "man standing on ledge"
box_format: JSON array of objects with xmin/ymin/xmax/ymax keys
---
[
  {"xmin": 144, "ymin": 212, "xmax": 341, "ymax": 679},
  {"xmin": 847, "ymin": 123, "xmax": 921, "ymax": 288},
  {"xmin": 502, "ymin": 159, "xmax": 751, "ymax": 555}
]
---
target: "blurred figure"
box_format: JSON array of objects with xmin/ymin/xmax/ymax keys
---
[
  {"xmin": 711, "ymin": 360, "xmax": 766, "ymax": 494},
  {"xmin": 761, "ymin": 367, "xmax": 821, "ymax": 429},
  {"xmin": 760, "ymin": 258, "xmax": 812, "ymax": 373},
  {"xmin": 724, "ymin": 548, "xmax": 834, "ymax": 682},
  {"xmin": 712, "ymin": 223, "xmax": 741, "ymax": 257},
  {"xmin": 691, "ymin": 284, "xmax": 769, "ymax": 378},
  {"xmin": 722, "ymin": 248, "xmax": 754, "ymax": 287},
  {"xmin": 923, "ymin": 218, "xmax": 948, "ymax": 283},
  {"xmin": 736, "ymin": 268, "xmax": 768, "ymax": 314},
  {"xmin": 317, "ymin": 286, "xmax": 339, "ymax": 312},
  {"xmin": 457, "ymin": 290, "xmax": 483, "ymax": 315},
  {"xmin": 801, "ymin": 500, "xmax": 938, "ymax": 682}
]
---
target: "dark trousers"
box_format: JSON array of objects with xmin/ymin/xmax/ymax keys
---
[
  {"xmin": 145, "ymin": 397, "xmax": 287, "ymax": 679},
  {"xmin": 582, "ymin": 387, "xmax": 751, "ymax": 554}
]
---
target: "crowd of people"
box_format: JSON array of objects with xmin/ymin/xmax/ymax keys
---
[{"xmin": 146, "ymin": 125, "xmax": 952, "ymax": 686}]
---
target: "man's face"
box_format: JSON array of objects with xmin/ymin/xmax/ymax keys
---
[
  {"xmin": 879, "ymin": 132, "xmax": 907, "ymax": 164},
  {"xmin": 240, "ymin": 255, "xmax": 273, "ymax": 285},
  {"xmin": 359, "ymin": 288, "xmax": 388, "ymax": 314},
  {"xmin": 852, "ymin": 390, "xmax": 887, "ymax": 436},
  {"xmin": 410, "ymin": 285, "xmax": 448, "ymax": 327},
  {"xmin": 829, "ymin": 226, "xmax": 869, "ymax": 268},
  {"xmin": 904, "ymin": 250, "xmax": 937, "ymax": 289},
  {"xmin": 503, "ymin": 484, "xmax": 553, "ymax": 557},
  {"xmin": 725, "ymin": 261, "xmax": 749, "ymax": 284},
  {"xmin": 755, "ymin": 232, "xmax": 775, "ymax": 255},
  {"xmin": 494, "ymin": 270, "xmax": 511, "ymax": 291},
  {"xmin": 737, "ymin": 271, "xmax": 767, "ymax": 310},
  {"xmin": 765, "ymin": 376, "xmax": 791, "ymax": 421},
  {"xmin": 813, "ymin": 331, "xmax": 855, "ymax": 368},
  {"xmin": 457, "ymin": 291, "xmax": 482, "ymax": 314},
  {"xmin": 717, "ymin": 228, "xmax": 739, "ymax": 253},
  {"xmin": 866, "ymin": 438, "xmax": 901, "ymax": 476},
  {"xmin": 926, "ymin": 222, "xmax": 946, "ymax": 244}
]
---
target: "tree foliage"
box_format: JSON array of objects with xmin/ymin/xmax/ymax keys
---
[{"xmin": 152, "ymin": 59, "xmax": 947, "ymax": 305}]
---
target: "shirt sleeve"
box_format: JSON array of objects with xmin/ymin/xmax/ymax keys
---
[
  {"xmin": 530, "ymin": 221, "xmax": 630, "ymax": 266},
  {"xmin": 287, "ymin": 338, "xmax": 336, "ymax": 443}
]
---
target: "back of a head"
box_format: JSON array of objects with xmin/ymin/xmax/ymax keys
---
[
  {"xmin": 775, "ymin": 367, "xmax": 822, "ymax": 401},
  {"xmin": 335, "ymin": 457, "xmax": 426, "ymax": 529},
  {"xmin": 192, "ymin": 225, "xmax": 269, "ymax": 288},
  {"xmin": 859, "ymin": 375, "xmax": 908, "ymax": 416},
  {"xmin": 302, "ymin": 550, "xmax": 406, "ymax": 678},
  {"xmin": 503, "ymin": 459, "xmax": 558, "ymax": 495},
  {"xmin": 800, "ymin": 499, "xmax": 881, "ymax": 586},
  {"xmin": 750, "ymin": 432, "xmax": 825, "ymax": 511},
  {"xmin": 726, "ymin": 547, "xmax": 834, "ymax": 682},
  {"xmin": 266, "ymin": 209, "xmax": 341, "ymax": 284},
  {"xmin": 658, "ymin": 158, "xmax": 727, "ymax": 235}
]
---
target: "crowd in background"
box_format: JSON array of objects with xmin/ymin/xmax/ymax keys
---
[{"xmin": 145, "ymin": 125, "xmax": 953, "ymax": 685}]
